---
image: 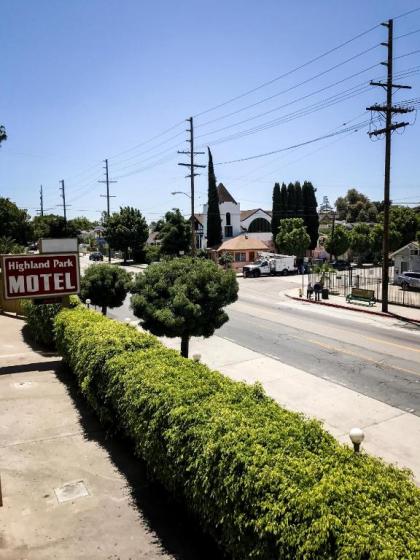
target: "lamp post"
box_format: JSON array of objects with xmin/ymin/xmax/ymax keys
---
[
  {"xmin": 85, "ymin": 298, "xmax": 91, "ymax": 309},
  {"xmin": 171, "ymin": 191, "xmax": 196, "ymax": 255},
  {"xmin": 349, "ymin": 427, "xmax": 365, "ymax": 453}
]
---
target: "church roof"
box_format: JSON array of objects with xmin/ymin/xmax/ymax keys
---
[
  {"xmin": 217, "ymin": 183, "xmax": 237, "ymax": 204},
  {"xmin": 194, "ymin": 213, "xmax": 205, "ymax": 225},
  {"xmin": 240, "ymin": 209, "xmax": 272, "ymax": 221}
]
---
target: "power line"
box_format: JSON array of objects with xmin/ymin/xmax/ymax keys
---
[{"xmin": 193, "ymin": 24, "xmax": 381, "ymax": 118}]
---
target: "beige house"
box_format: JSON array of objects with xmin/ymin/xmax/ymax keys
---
[{"xmin": 217, "ymin": 235, "xmax": 269, "ymax": 270}]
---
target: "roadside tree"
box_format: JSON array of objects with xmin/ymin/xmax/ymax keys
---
[
  {"xmin": 32, "ymin": 214, "xmax": 78, "ymax": 240},
  {"xmin": 206, "ymin": 148, "xmax": 222, "ymax": 247},
  {"xmin": 159, "ymin": 208, "xmax": 191, "ymax": 256},
  {"xmin": 131, "ymin": 257, "xmax": 238, "ymax": 357},
  {"xmin": 276, "ymin": 218, "xmax": 310, "ymax": 257},
  {"xmin": 349, "ymin": 223, "xmax": 371, "ymax": 261},
  {"xmin": 80, "ymin": 264, "xmax": 132, "ymax": 315},
  {"xmin": 325, "ymin": 225, "xmax": 350, "ymax": 260},
  {"xmin": 104, "ymin": 206, "xmax": 148, "ymax": 263},
  {"xmin": 0, "ymin": 197, "xmax": 32, "ymax": 245},
  {"xmin": 369, "ymin": 223, "xmax": 402, "ymax": 261},
  {"xmin": 271, "ymin": 182, "xmax": 281, "ymax": 243},
  {"xmin": 302, "ymin": 181, "xmax": 319, "ymax": 249}
]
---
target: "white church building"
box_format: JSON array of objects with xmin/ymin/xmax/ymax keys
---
[{"xmin": 195, "ymin": 183, "xmax": 273, "ymax": 250}]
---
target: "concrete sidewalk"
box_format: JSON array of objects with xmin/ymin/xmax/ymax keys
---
[
  {"xmin": 164, "ymin": 334, "xmax": 420, "ymax": 485},
  {"xmin": 0, "ymin": 315, "xmax": 222, "ymax": 560}
]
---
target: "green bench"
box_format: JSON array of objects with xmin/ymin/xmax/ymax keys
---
[{"xmin": 346, "ymin": 288, "xmax": 376, "ymax": 307}]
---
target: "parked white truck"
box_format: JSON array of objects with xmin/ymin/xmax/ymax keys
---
[{"xmin": 242, "ymin": 253, "xmax": 297, "ymax": 278}]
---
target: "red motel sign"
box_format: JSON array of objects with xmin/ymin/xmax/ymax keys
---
[{"xmin": 2, "ymin": 254, "xmax": 80, "ymax": 300}]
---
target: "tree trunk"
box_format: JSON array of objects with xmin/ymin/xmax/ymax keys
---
[
  {"xmin": 180, "ymin": 335, "xmax": 189, "ymax": 358},
  {"xmin": 101, "ymin": 305, "xmax": 107, "ymax": 315}
]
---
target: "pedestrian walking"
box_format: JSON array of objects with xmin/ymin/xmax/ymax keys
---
[
  {"xmin": 306, "ymin": 282, "xmax": 314, "ymax": 299},
  {"xmin": 313, "ymin": 281, "xmax": 322, "ymax": 301}
]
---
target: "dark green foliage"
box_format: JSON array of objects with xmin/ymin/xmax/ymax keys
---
[
  {"xmin": 0, "ymin": 125, "xmax": 7, "ymax": 144},
  {"xmin": 143, "ymin": 244, "xmax": 161, "ymax": 264},
  {"xmin": 349, "ymin": 223, "xmax": 371, "ymax": 259},
  {"xmin": 302, "ymin": 181, "xmax": 319, "ymax": 250},
  {"xmin": 0, "ymin": 197, "xmax": 32, "ymax": 245},
  {"xmin": 131, "ymin": 257, "xmax": 238, "ymax": 357},
  {"xmin": 54, "ymin": 307, "xmax": 420, "ymax": 560},
  {"xmin": 335, "ymin": 189, "xmax": 378, "ymax": 223},
  {"xmin": 80, "ymin": 264, "xmax": 132, "ymax": 315},
  {"xmin": 206, "ymin": 147, "xmax": 222, "ymax": 247},
  {"xmin": 294, "ymin": 181, "xmax": 304, "ymax": 217},
  {"xmin": 104, "ymin": 206, "xmax": 149, "ymax": 263},
  {"xmin": 370, "ymin": 223, "xmax": 402, "ymax": 259},
  {"xmin": 279, "ymin": 182, "xmax": 288, "ymax": 219},
  {"xmin": 276, "ymin": 218, "xmax": 311, "ymax": 257},
  {"xmin": 381, "ymin": 206, "xmax": 418, "ymax": 247},
  {"xmin": 22, "ymin": 295, "xmax": 79, "ymax": 348},
  {"xmin": 325, "ymin": 224, "xmax": 350, "ymax": 259},
  {"xmin": 286, "ymin": 182, "xmax": 296, "ymax": 217},
  {"xmin": 32, "ymin": 214, "xmax": 78, "ymax": 240},
  {"xmin": 271, "ymin": 182, "xmax": 281, "ymax": 241},
  {"xmin": 159, "ymin": 209, "xmax": 191, "ymax": 256},
  {"xmin": 0, "ymin": 236, "xmax": 25, "ymax": 254}
]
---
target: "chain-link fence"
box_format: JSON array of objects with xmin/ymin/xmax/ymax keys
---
[{"xmin": 309, "ymin": 266, "xmax": 420, "ymax": 309}]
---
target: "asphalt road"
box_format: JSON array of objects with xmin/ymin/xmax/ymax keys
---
[{"xmin": 108, "ymin": 275, "xmax": 420, "ymax": 417}]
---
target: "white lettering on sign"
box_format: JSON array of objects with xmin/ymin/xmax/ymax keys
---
[
  {"xmin": 54, "ymin": 274, "xmax": 64, "ymax": 290},
  {"xmin": 9, "ymin": 276, "xmax": 25, "ymax": 294},
  {"xmin": 65, "ymin": 272, "xmax": 76, "ymax": 289},
  {"xmin": 27, "ymin": 275, "xmax": 39, "ymax": 292},
  {"xmin": 39, "ymin": 273, "xmax": 52, "ymax": 290}
]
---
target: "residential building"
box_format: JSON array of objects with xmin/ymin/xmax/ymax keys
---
[{"xmin": 390, "ymin": 241, "xmax": 420, "ymax": 280}]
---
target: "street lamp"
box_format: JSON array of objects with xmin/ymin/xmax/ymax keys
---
[
  {"xmin": 85, "ymin": 298, "xmax": 91, "ymax": 309},
  {"xmin": 349, "ymin": 427, "xmax": 365, "ymax": 453},
  {"xmin": 171, "ymin": 191, "xmax": 191, "ymax": 198}
]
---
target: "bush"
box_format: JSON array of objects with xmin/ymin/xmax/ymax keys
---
[
  {"xmin": 22, "ymin": 295, "xmax": 79, "ymax": 348},
  {"xmin": 54, "ymin": 307, "xmax": 420, "ymax": 559},
  {"xmin": 143, "ymin": 244, "xmax": 161, "ymax": 264}
]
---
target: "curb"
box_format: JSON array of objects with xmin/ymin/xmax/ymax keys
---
[{"xmin": 285, "ymin": 294, "xmax": 420, "ymax": 325}]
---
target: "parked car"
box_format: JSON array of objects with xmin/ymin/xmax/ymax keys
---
[
  {"xmin": 331, "ymin": 260, "xmax": 351, "ymax": 271},
  {"xmin": 89, "ymin": 252, "xmax": 104, "ymax": 261},
  {"xmin": 395, "ymin": 271, "xmax": 420, "ymax": 289}
]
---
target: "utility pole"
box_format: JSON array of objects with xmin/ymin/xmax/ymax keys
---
[
  {"xmin": 367, "ymin": 18, "xmax": 413, "ymax": 313},
  {"xmin": 98, "ymin": 158, "xmax": 117, "ymax": 262},
  {"xmin": 40, "ymin": 185, "xmax": 44, "ymax": 217},
  {"xmin": 59, "ymin": 180, "xmax": 67, "ymax": 227},
  {"xmin": 178, "ymin": 117, "xmax": 205, "ymax": 257}
]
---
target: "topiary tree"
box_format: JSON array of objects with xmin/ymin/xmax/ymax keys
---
[
  {"xmin": 131, "ymin": 257, "xmax": 238, "ymax": 358},
  {"xmin": 271, "ymin": 182, "xmax": 281, "ymax": 244},
  {"xmin": 276, "ymin": 218, "xmax": 310, "ymax": 257},
  {"xmin": 80, "ymin": 264, "xmax": 132, "ymax": 315},
  {"xmin": 325, "ymin": 225, "xmax": 350, "ymax": 260}
]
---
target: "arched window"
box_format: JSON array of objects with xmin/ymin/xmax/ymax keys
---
[
  {"xmin": 226, "ymin": 212, "xmax": 231, "ymax": 225},
  {"xmin": 248, "ymin": 218, "xmax": 271, "ymax": 232}
]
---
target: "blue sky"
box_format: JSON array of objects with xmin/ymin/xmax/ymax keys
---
[{"xmin": 1, "ymin": 0, "xmax": 419, "ymax": 222}]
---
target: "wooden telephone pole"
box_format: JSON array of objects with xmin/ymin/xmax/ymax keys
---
[
  {"xmin": 98, "ymin": 159, "xmax": 117, "ymax": 262},
  {"xmin": 367, "ymin": 19, "xmax": 413, "ymax": 312},
  {"xmin": 178, "ymin": 117, "xmax": 205, "ymax": 257}
]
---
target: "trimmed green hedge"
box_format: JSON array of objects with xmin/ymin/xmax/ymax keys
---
[
  {"xmin": 22, "ymin": 295, "xmax": 80, "ymax": 348},
  {"xmin": 54, "ymin": 307, "xmax": 420, "ymax": 559}
]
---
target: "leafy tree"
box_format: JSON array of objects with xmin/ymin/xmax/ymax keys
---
[
  {"xmin": 335, "ymin": 189, "xmax": 378, "ymax": 223},
  {"xmin": 80, "ymin": 264, "xmax": 132, "ymax": 315},
  {"xmin": 302, "ymin": 181, "xmax": 319, "ymax": 250},
  {"xmin": 349, "ymin": 223, "xmax": 371, "ymax": 259},
  {"xmin": 369, "ymin": 224, "xmax": 402, "ymax": 261},
  {"xmin": 159, "ymin": 208, "xmax": 191, "ymax": 256},
  {"xmin": 276, "ymin": 218, "xmax": 310, "ymax": 257},
  {"xmin": 206, "ymin": 147, "xmax": 222, "ymax": 247},
  {"xmin": 0, "ymin": 197, "xmax": 32, "ymax": 245},
  {"xmin": 31, "ymin": 214, "xmax": 78, "ymax": 240},
  {"xmin": 219, "ymin": 251, "xmax": 233, "ymax": 269},
  {"xmin": 324, "ymin": 225, "xmax": 350, "ymax": 259},
  {"xmin": 144, "ymin": 244, "xmax": 161, "ymax": 264},
  {"xmin": 104, "ymin": 206, "xmax": 148, "ymax": 263},
  {"xmin": 131, "ymin": 257, "xmax": 238, "ymax": 357},
  {"xmin": 271, "ymin": 183, "xmax": 281, "ymax": 242},
  {"xmin": 380, "ymin": 205, "xmax": 418, "ymax": 247},
  {"xmin": 69, "ymin": 216, "xmax": 96, "ymax": 232}
]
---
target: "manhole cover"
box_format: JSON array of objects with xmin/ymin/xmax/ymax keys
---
[
  {"xmin": 13, "ymin": 381, "xmax": 33, "ymax": 389},
  {"xmin": 54, "ymin": 481, "xmax": 89, "ymax": 503}
]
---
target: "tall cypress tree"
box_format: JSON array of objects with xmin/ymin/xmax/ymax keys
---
[
  {"xmin": 280, "ymin": 183, "xmax": 288, "ymax": 220},
  {"xmin": 206, "ymin": 147, "xmax": 222, "ymax": 247},
  {"xmin": 287, "ymin": 183, "xmax": 296, "ymax": 218},
  {"xmin": 302, "ymin": 181, "xmax": 319, "ymax": 250},
  {"xmin": 271, "ymin": 182, "xmax": 281, "ymax": 241},
  {"xmin": 294, "ymin": 181, "xmax": 303, "ymax": 217}
]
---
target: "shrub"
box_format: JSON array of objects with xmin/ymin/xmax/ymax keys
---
[
  {"xmin": 22, "ymin": 295, "xmax": 79, "ymax": 348},
  {"xmin": 54, "ymin": 307, "xmax": 420, "ymax": 559}
]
